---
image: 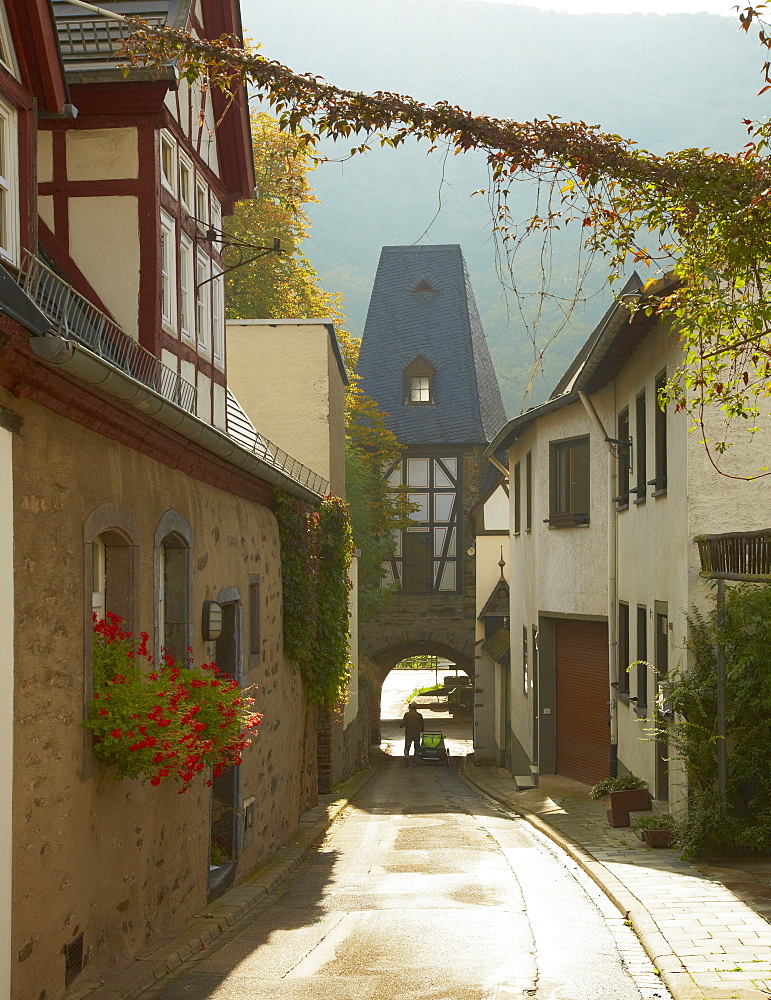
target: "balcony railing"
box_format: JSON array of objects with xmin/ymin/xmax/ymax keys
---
[
  {"xmin": 226, "ymin": 390, "xmax": 330, "ymax": 496},
  {"xmin": 695, "ymin": 529, "xmax": 771, "ymax": 582},
  {"xmin": 17, "ymin": 251, "xmax": 197, "ymax": 413}
]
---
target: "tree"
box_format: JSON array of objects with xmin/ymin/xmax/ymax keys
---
[
  {"xmin": 121, "ymin": 13, "xmax": 771, "ymax": 477},
  {"xmin": 224, "ymin": 106, "xmax": 413, "ymax": 609},
  {"xmin": 225, "ymin": 110, "xmax": 342, "ymax": 320}
]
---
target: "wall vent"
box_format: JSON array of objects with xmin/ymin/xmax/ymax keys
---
[{"xmin": 64, "ymin": 932, "xmax": 84, "ymax": 987}]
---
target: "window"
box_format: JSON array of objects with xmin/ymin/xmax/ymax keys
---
[
  {"xmin": 196, "ymin": 179, "xmax": 208, "ymax": 229},
  {"xmin": 211, "ymin": 196, "xmax": 222, "ymax": 237},
  {"xmin": 403, "ymin": 355, "xmax": 435, "ymax": 405},
  {"xmin": 0, "ymin": 3, "xmax": 19, "ymax": 78},
  {"xmin": 180, "ymin": 235, "xmax": 194, "ymax": 341},
  {"xmin": 158, "ymin": 534, "xmax": 190, "ymax": 660},
  {"xmin": 90, "ymin": 530, "xmax": 135, "ymax": 628},
  {"xmin": 525, "ymin": 451, "xmax": 532, "ymax": 532},
  {"xmin": 386, "ymin": 455, "xmax": 460, "ymax": 593},
  {"xmin": 634, "ymin": 391, "xmax": 647, "ymax": 503},
  {"xmin": 616, "ymin": 408, "xmax": 630, "ymax": 509},
  {"xmin": 179, "ymin": 154, "xmax": 193, "ymax": 213},
  {"xmin": 636, "ymin": 606, "xmax": 648, "ymax": 711},
  {"xmin": 196, "ymin": 251, "xmax": 211, "ymax": 354},
  {"xmin": 410, "ymin": 376, "xmax": 430, "ymax": 402},
  {"xmin": 0, "ymin": 99, "xmax": 18, "ymax": 264},
  {"xmin": 160, "ymin": 212, "xmax": 176, "ymax": 331},
  {"xmin": 548, "ymin": 436, "xmax": 590, "ymax": 526},
  {"xmin": 522, "ymin": 626, "xmax": 529, "ymax": 696},
  {"xmin": 652, "ymin": 371, "xmax": 668, "ymax": 494},
  {"xmin": 160, "ymin": 131, "xmax": 177, "ymax": 196},
  {"xmin": 513, "ymin": 460, "xmax": 521, "ymax": 535},
  {"xmin": 249, "ymin": 580, "xmax": 261, "ymax": 657},
  {"xmin": 212, "ymin": 269, "xmax": 224, "ymax": 365},
  {"xmin": 618, "ymin": 601, "xmax": 630, "ymax": 696}
]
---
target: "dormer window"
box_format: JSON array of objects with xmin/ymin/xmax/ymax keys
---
[
  {"xmin": 404, "ymin": 355, "xmax": 435, "ymax": 405},
  {"xmin": 410, "ymin": 376, "xmax": 430, "ymax": 402}
]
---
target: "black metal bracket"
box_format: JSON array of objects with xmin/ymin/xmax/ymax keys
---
[{"xmin": 195, "ymin": 224, "xmax": 283, "ymax": 287}]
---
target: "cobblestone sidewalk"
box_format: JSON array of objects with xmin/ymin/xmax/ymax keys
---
[{"xmin": 463, "ymin": 765, "xmax": 771, "ymax": 1000}]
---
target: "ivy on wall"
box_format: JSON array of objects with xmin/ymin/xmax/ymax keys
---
[{"xmin": 275, "ymin": 491, "xmax": 353, "ymax": 707}]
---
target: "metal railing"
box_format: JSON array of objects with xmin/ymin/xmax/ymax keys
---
[
  {"xmin": 695, "ymin": 529, "xmax": 771, "ymax": 582},
  {"xmin": 17, "ymin": 251, "xmax": 197, "ymax": 413},
  {"xmin": 226, "ymin": 389, "xmax": 330, "ymax": 496}
]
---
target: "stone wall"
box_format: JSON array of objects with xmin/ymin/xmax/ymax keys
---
[{"xmin": 7, "ymin": 388, "xmax": 317, "ymax": 1000}]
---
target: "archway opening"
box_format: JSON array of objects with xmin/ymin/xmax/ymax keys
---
[{"xmin": 370, "ymin": 645, "xmax": 474, "ymax": 762}]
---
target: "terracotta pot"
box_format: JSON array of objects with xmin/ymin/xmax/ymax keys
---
[
  {"xmin": 643, "ymin": 828, "xmax": 675, "ymax": 848},
  {"xmin": 605, "ymin": 787, "xmax": 651, "ymax": 827}
]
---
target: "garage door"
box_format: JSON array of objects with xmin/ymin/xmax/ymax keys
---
[{"xmin": 555, "ymin": 619, "xmax": 610, "ymax": 785}]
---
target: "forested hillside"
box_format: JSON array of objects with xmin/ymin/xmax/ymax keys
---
[{"xmin": 242, "ymin": 0, "xmax": 765, "ymax": 412}]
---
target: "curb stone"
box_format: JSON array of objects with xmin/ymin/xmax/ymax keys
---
[
  {"xmin": 460, "ymin": 762, "xmax": 707, "ymax": 1000},
  {"xmin": 70, "ymin": 764, "xmax": 381, "ymax": 1000}
]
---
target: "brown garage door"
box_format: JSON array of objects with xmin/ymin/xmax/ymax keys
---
[{"xmin": 555, "ymin": 619, "xmax": 610, "ymax": 785}]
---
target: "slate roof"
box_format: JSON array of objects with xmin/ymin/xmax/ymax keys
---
[
  {"xmin": 357, "ymin": 245, "xmax": 506, "ymax": 446},
  {"xmin": 51, "ymin": 1, "xmax": 191, "ymax": 76}
]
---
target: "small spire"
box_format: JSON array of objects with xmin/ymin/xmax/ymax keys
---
[{"xmin": 499, "ymin": 546, "xmax": 506, "ymax": 580}]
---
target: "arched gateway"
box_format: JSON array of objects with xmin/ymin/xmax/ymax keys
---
[{"xmin": 356, "ymin": 245, "xmax": 506, "ymax": 745}]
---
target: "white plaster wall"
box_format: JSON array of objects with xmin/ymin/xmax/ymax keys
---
[
  {"xmin": 66, "ymin": 128, "xmax": 138, "ymax": 181},
  {"xmin": 37, "ymin": 131, "xmax": 52, "ymax": 184},
  {"xmin": 0, "ymin": 429, "xmax": 12, "ymax": 999},
  {"xmin": 197, "ymin": 371, "xmax": 211, "ymax": 424},
  {"xmin": 484, "ymin": 484, "xmax": 509, "ymax": 531},
  {"xmin": 506, "ymin": 393, "xmax": 612, "ymax": 769},
  {"xmin": 613, "ymin": 323, "xmax": 689, "ymax": 792},
  {"xmin": 213, "ymin": 382, "xmax": 226, "ymax": 431},
  {"xmin": 226, "ymin": 322, "xmax": 335, "ymax": 485},
  {"xmin": 475, "ymin": 531, "xmax": 509, "ymax": 761},
  {"xmin": 38, "ymin": 197, "xmax": 54, "ymax": 234},
  {"xmin": 68, "ymin": 197, "xmax": 140, "ymax": 338}
]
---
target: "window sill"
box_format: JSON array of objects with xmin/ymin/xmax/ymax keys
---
[
  {"xmin": 634, "ymin": 705, "xmax": 649, "ymax": 718},
  {"xmin": 652, "ymin": 488, "xmax": 668, "ymax": 498},
  {"xmin": 615, "ymin": 502, "xmax": 629, "ymax": 512},
  {"xmin": 544, "ymin": 514, "xmax": 590, "ymax": 528},
  {"xmin": 617, "ymin": 691, "xmax": 632, "ymax": 704},
  {"xmin": 633, "ymin": 496, "xmax": 647, "ymax": 505}
]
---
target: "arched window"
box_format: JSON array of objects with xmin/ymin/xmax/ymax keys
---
[
  {"xmin": 154, "ymin": 511, "xmax": 193, "ymax": 663},
  {"xmin": 84, "ymin": 503, "xmax": 140, "ymax": 632},
  {"xmin": 83, "ymin": 504, "xmax": 140, "ymax": 776},
  {"xmin": 403, "ymin": 355, "xmax": 436, "ymax": 405}
]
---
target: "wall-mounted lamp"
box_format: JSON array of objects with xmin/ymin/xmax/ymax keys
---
[{"xmin": 202, "ymin": 600, "xmax": 223, "ymax": 641}]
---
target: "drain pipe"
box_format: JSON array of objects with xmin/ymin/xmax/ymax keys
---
[{"xmin": 578, "ymin": 390, "xmax": 619, "ymax": 777}]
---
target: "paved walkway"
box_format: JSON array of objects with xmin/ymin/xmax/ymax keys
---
[{"xmin": 462, "ymin": 766, "xmax": 771, "ymax": 1000}]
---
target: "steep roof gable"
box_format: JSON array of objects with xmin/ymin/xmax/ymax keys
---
[{"xmin": 357, "ymin": 245, "xmax": 507, "ymax": 446}]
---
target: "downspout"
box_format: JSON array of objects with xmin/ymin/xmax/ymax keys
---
[{"xmin": 578, "ymin": 390, "xmax": 618, "ymax": 777}]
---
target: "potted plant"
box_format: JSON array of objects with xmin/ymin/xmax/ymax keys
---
[
  {"xmin": 84, "ymin": 614, "xmax": 262, "ymax": 792},
  {"xmin": 590, "ymin": 773, "xmax": 650, "ymax": 828},
  {"xmin": 631, "ymin": 814, "xmax": 677, "ymax": 848}
]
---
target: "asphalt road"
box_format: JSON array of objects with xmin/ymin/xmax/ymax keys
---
[{"xmin": 143, "ymin": 759, "xmax": 669, "ymax": 1000}]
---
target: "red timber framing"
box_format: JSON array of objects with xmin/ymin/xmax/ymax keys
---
[
  {"xmin": 0, "ymin": 316, "xmax": 273, "ymax": 507},
  {"xmin": 0, "ymin": 0, "xmax": 67, "ymax": 262}
]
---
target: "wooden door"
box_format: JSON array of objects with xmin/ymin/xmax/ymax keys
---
[{"xmin": 555, "ymin": 619, "xmax": 610, "ymax": 785}]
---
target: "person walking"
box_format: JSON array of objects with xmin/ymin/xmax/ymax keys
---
[{"xmin": 399, "ymin": 701, "xmax": 425, "ymax": 766}]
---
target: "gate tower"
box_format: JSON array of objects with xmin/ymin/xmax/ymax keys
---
[{"xmin": 357, "ymin": 245, "xmax": 506, "ymax": 735}]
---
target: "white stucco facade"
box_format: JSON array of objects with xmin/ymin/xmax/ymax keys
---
[{"xmin": 496, "ymin": 309, "xmax": 771, "ymax": 808}]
